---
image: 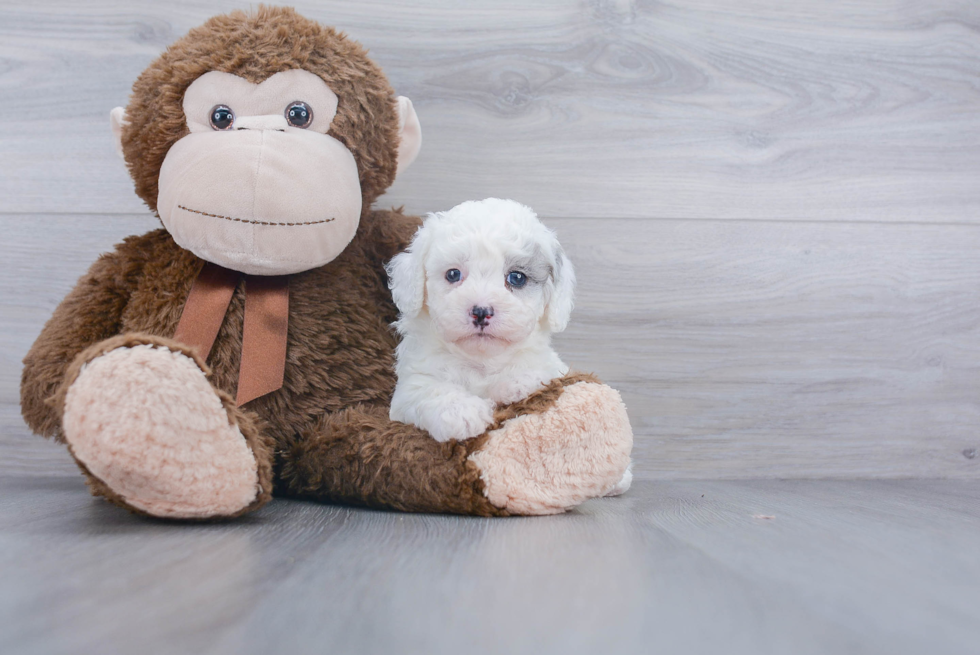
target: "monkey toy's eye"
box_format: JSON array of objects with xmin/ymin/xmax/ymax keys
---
[
  {"xmin": 506, "ymin": 271, "xmax": 527, "ymax": 288},
  {"xmin": 445, "ymin": 269, "xmax": 462, "ymax": 283},
  {"xmin": 209, "ymin": 105, "xmax": 235, "ymax": 130},
  {"xmin": 285, "ymin": 101, "xmax": 313, "ymax": 128}
]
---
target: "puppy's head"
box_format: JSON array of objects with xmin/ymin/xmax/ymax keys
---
[{"xmin": 387, "ymin": 198, "xmax": 575, "ymax": 357}]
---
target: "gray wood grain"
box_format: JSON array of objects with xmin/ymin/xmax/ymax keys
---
[
  {"xmin": 1, "ymin": 0, "xmax": 979, "ymax": 221},
  {"xmin": 2, "ymin": 477, "xmax": 978, "ymax": 655},
  {"xmin": 4, "ymin": 214, "xmax": 979, "ymax": 479}
]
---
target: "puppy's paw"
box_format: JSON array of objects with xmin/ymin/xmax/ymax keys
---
[
  {"xmin": 426, "ymin": 395, "xmax": 496, "ymax": 442},
  {"xmin": 490, "ymin": 373, "xmax": 551, "ymax": 406},
  {"xmin": 603, "ymin": 462, "xmax": 633, "ymax": 497}
]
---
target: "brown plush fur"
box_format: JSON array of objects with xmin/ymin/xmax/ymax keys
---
[
  {"xmin": 20, "ymin": 7, "xmax": 604, "ymax": 518},
  {"xmin": 277, "ymin": 405, "xmax": 510, "ymax": 517}
]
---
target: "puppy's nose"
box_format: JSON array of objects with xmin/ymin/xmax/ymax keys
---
[{"xmin": 471, "ymin": 305, "xmax": 494, "ymax": 327}]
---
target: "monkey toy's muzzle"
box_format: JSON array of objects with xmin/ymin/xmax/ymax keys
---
[{"xmin": 157, "ymin": 126, "xmax": 363, "ymax": 275}]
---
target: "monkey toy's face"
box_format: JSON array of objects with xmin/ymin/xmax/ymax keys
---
[
  {"xmin": 157, "ymin": 70, "xmax": 363, "ymax": 275},
  {"xmin": 111, "ymin": 12, "xmax": 421, "ymax": 276}
]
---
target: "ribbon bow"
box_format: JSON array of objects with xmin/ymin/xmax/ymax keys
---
[{"xmin": 173, "ymin": 262, "xmax": 289, "ymax": 405}]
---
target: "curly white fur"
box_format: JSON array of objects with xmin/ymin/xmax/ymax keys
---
[{"xmin": 386, "ymin": 198, "xmax": 576, "ymax": 442}]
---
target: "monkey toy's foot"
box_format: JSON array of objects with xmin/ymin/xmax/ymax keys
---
[
  {"xmin": 61, "ymin": 337, "xmax": 270, "ymax": 519},
  {"xmin": 469, "ymin": 378, "xmax": 633, "ymax": 515}
]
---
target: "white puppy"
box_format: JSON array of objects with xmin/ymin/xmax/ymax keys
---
[{"xmin": 386, "ymin": 198, "xmax": 575, "ymax": 442}]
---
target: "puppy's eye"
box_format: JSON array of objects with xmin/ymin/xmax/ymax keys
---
[
  {"xmin": 506, "ymin": 271, "xmax": 527, "ymax": 288},
  {"xmin": 209, "ymin": 105, "xmax": 235, "ymax": 130},
  {"xmin": 445, "ymin": 269, "xmax": 462, "ymax": 283}
]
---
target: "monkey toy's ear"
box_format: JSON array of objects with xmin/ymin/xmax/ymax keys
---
[
  {"xmin": 395, "ymin": 96, "xmax": 422, "ymax": 176},
  {"xmin": 110, "ymin": 107, "xmax": 127, "ymax": 159}
]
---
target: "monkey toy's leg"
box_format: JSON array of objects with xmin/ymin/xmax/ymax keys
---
[
  {"xmin": 277, "ymin": 374, "xmax": 633, "ymax": 516},
  {"xmin": 21, "ymin": 245, "xmax": 269, "ymax": 518},
  {"xmin": 54, "ymin": 334, "xmax": 273, "ymax": 519}
]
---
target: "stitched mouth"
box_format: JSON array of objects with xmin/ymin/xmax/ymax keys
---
[{"xmin": 178, "ymin": 204, "xmax": 335, "ymax": 227}]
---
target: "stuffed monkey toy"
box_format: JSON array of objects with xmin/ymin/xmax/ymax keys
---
[{"xmin": 20, "ymin": 7, "xmax": 633, "ymax": 519}]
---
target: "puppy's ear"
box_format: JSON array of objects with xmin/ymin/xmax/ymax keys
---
[
  {"xmin": 386, "ymin": 225, "xmax": 431, "ymax": 318},
  {"xmin": 546, "ymin": 244, "xmax": 576, "ymax": 332}
]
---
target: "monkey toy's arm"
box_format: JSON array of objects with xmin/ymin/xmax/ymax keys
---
[{"xmin": 21, "ymin": 244, "xmax": 143, "ymax": 440}]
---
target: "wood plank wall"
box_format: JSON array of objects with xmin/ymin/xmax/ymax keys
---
[{"xmin": 2, "ymin": 0, "xmax": 979, "ymax": 479}]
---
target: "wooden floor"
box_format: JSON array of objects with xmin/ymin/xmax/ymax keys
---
[
  {"xmin": 2, "ymin": 476, "xmax": 978, "ymax": 655},
  {"xmin": 2, "ymin": 1, "xmax": 980, "ymax": 653}
]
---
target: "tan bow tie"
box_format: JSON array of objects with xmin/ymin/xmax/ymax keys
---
[{"xmin": 173, "ymin": 262, "xmax": 289, "ymax": 406}]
